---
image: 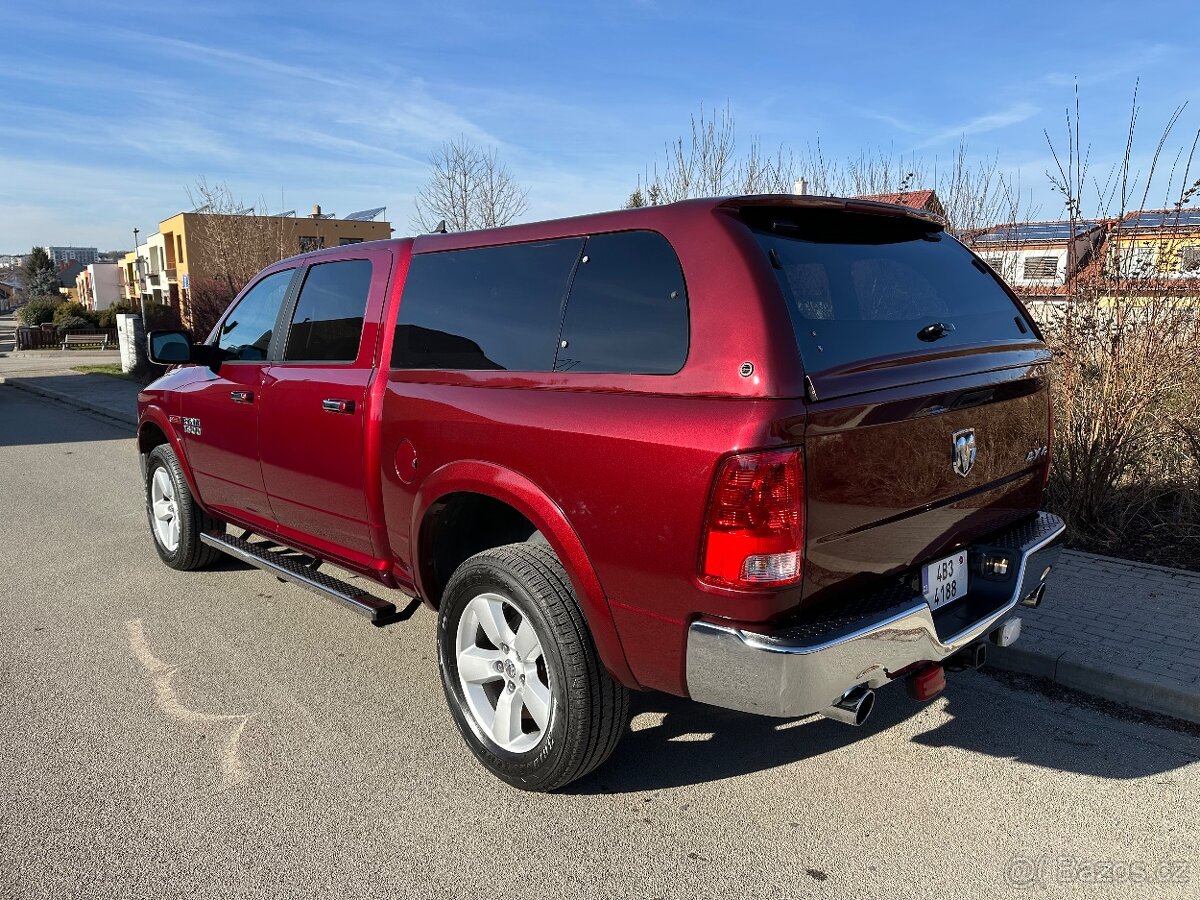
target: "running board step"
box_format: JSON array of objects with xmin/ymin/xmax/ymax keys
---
[{"xmin": 200, "ymin": 533, "xmax": 398, "ymax": 625}]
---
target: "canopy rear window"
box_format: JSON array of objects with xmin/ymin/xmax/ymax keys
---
[{"xmin": 746, "ymin": 209, "xmax": 1032, "ymax": 376}]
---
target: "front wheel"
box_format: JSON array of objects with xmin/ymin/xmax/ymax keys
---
[
  {"xmin": 438, "ymin": 542, "xmax": 630, "ymax": 791},
  {"xmin": 144, "ymin": 443, "xmax": 223, "ymax": 570}
]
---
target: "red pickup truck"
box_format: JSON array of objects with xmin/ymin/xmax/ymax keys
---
[{"xmin": 138, "ymin": 195, "xmax": 1064, "ymax": 791}]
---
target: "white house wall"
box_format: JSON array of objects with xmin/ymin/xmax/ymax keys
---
[
  {"xmin": 976, "ymin": 247, "xmax": 1070, "ymax": 287},
  {"xmin": 89, "ymin": 263, "xmax": 122, "ymax": 311}
]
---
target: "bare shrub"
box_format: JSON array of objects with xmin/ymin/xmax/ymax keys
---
[{"xmin": 1040, "ymin": 84, "xmax": 1200, "ymax": 566}]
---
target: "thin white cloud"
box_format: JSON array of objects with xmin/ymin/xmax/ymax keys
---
[{"xmin": 916, "ymin": 103, "xmax": 1041, "ymax": 149}]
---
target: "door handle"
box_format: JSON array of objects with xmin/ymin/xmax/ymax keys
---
[
  {"xmin": 230, "ymin": 390, "xmax": 254, "ymax": 404},
  {"xmin": 322, "ymin": 399, "xmax": 356, "ymax": 414}
]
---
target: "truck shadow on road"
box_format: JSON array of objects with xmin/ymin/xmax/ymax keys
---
[
  {"xmin": 0, "ymin": 385, "xmax": 130, "ymax": 447},
  {"xmin": 571, "ymin": 673, "xmax": 1199, "ymax": 794}
]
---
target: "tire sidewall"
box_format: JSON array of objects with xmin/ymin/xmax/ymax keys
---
[
  {"xmin": 145, "ymin": 446, "xmax": 189, "ymax": 567},
  {"xmin": 438, "ymin": 558, "xmax": 571, "ymax": 790}
]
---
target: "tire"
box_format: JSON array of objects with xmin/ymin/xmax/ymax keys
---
[
  {"xmin": 438, "ymin": 542, "xmax": 630, "ymax": 791},
  {"xmin": 144, "ymin": 443, "xmax": 223, "ymax": 571}
]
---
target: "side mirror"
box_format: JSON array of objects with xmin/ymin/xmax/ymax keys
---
[
  {"xmin": 147, "ymin": 330, "xmax": 194, "ymax": 364},
  {"xmin": 146, "ymin": 328, "xmax": 195, "ymax": 364}
]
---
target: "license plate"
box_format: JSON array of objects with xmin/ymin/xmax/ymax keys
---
[{"xmin": 922, "ymin": 551, "xmax": 969, "ymax": 610}]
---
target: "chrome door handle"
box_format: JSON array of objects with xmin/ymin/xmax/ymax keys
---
[
  {"xmin": 230, "ymin": 390, "xmax": 254, "ymax": 403},
  {"xmin": 322, "ymin": 399, "xmax": 355, "ymax": 414}
]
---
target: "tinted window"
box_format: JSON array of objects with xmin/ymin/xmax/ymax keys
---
[
  {"xmin": 216, "ymin": 269, "xmax": 294, "ymax": 361},
  {"xmin": 750, "ymin": 210, "xmax": 1030, "ymax": 375},
  {"xmin": 554, "ymin": 231, "xmax": 688, "ymax": 374},
  {"xmin": 284, "ymin": 259, "xmax": 373, "ymax": 362},
  {"xmin": 393, "ymin": 239, "xmax": 583, "ymax": 370}
]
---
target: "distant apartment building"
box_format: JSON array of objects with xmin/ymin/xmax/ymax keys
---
[
  {"xmin": 0, "ymin": 254, "xmax": 28, "ymax": 268},
  {"xmin": 48, "ymin": 246, "xmax": 99, "ymax": 266},
  {"xmin": 75, "ymin": 262, "xmax": 122, "ymax": 312},
  {"xmin": 145, "ymin": 203, "xmax": 390, "ymax": 326}
]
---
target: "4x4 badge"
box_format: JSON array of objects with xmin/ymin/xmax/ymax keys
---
[{"xmin": 952, "ymin": 428, "xmax": 976, "ymax": 477}]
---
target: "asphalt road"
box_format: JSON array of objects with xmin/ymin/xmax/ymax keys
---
[{"xmin": 2, "ymin": 388, "xmax": 1197, "ymax": 899}]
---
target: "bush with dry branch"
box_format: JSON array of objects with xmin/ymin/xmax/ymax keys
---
[{"xmin": 1040, "ymin": 84, "xmax": 1200, "ymax": 567}]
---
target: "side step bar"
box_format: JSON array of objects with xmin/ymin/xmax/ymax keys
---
[{"xmin": 200, "ymin": 533, "xmax": 398, "ymax": 625}]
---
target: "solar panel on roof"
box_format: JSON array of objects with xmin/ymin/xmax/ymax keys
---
[
  {"xmin": 1123, "ymin": 209, "xmax": 1200, "ymax": 229},
  {"xmin": 973, "ymin": 220, "xmax": 1100, "ymax": 244},
  {"xmin": 345, "ymin": 206, "xmax": 386, "ymax": 221}
]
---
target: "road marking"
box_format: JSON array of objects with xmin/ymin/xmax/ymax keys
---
[{"xmin": 126, "ymin": 618, "xmax": 252, "ymax": 789}]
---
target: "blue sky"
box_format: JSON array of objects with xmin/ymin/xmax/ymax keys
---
[{"xmin": 2, "ymin": 0, "xmax": 1199, "ymax": 252}]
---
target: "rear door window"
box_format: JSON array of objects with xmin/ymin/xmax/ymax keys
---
[
  {"xmin": 215, "ymin": 268, "xmax": 295, "ymax": 361},
  {"xmin": 283, "ymin": 259, "xmax": 373, "ymax": 362},
  {"xmin": 749, "ymin": 209, "xmax": 1031, "ymax": 375},
  {"xmin": 554, "ymin": 230, "xmax": 688, "ymax": 374},
  {"xmin": 393, "ymin": 239, "xmax": 583, "ymax": 370}
]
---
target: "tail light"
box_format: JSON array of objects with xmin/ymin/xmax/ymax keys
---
[{"xmin": 700, "ymin": 448, "xmax": 804, "ymax": 589}]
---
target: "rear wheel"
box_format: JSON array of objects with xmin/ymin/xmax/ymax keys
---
[
  {"xmin": 438, "ymin": 542, "xmax": 629, "ymax": 791},
  {"xmin": 144, "ymin": 444, "xmax": 223, "ymax": 570}
]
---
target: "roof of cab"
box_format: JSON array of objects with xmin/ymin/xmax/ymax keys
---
[{"xmin": 404, "ymin": 194, "xmax": 944, "ymax": 255}]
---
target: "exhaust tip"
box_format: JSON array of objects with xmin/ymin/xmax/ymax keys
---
[
  {"xmin": 1020, "ymin": 583, "xmax": 1047, "ymax": 608},
  {"xmin": 820, "ymin": 686, "xmax": 875, "ymax": 727}
]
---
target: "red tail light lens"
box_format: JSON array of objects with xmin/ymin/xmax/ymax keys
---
[{"xmin": 701, "ymin": 448, "xmax": 804, "ymax": 589}]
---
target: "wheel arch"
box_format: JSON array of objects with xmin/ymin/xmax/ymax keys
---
[
  {"xmin": 137, "ymin": 407, "xmax": 202, "ymax": 502},
  {"xmin": 413, "ymin": 460, "xmax": 638, "ymax": 688}
]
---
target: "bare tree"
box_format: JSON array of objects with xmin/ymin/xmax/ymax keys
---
[
  {"xmin": 180, "ymin": 179, "xmax": 290, "ymax": 331},
  {"xmin": 627, "ymin": 105, "xmax": 1028, "ymax": 231},
  {"xmin": 629, "ymin": 103, "xmax": 796, "ymax": 206},
  {"xmin": 411, "ymin": 138, "xmax": 529, "ymax": 233},
  {"xmin": 185, "ymin": 179, "xmax": 287, "ymax": 299}
]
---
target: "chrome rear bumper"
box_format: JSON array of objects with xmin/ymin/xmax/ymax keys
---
[{"xmin": 686, "ymin": 512, "xmax": 1066, "ymax": 718}]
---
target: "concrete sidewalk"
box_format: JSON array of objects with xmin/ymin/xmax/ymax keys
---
[
  {"xmin": 1, "ymin": 357, "xmax": 1197, "ymax": 724},
  {"xmin": 0, "ymin": 361, "xmax": 139, "ymax": 426},
  {"xmin": 993, "ymin": 551, "xmax": 1200, "ymax": 723}
]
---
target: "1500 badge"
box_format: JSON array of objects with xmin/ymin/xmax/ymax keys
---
[{"xmin": 168, "ymin": 414, "xmax": 202, "ymax": 436}]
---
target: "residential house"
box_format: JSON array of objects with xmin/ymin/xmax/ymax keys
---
[
  {"xmin": 57, "ymin": 260, "xmax": 86, "ymax": 301},
  {"xmin": 968, "ymin": 220, "xmax": 1108, "ymax": 299},
  {"xmin": 856, "ymin": 189, "xmax": 946, "ymax": 220},
  {"xmin": 148, "ymin": 203, "xmax": 390, "ymax": 327},
  {"xmin": 1106, "ymin": 208, "xmax": 1200, "ymax": 279},
  {"xmin": 75, "ymin": 262, "xmax": 121, "ymax": 311},
  {"xmin": 119, "ymin": 250, "xmax": 140, "ymax": 304},
  {"xmin": 137, "ymin": 233, "xmax": 169, "ymax": 306}
]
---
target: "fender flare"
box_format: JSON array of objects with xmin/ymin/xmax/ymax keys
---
[
  {"xmin": 412, "ymin": 459, "xmax": 638, "ymax": 689},
  {"xmin": 137, "ymin": 406, "xmax": 203, "ymax": 504}
]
